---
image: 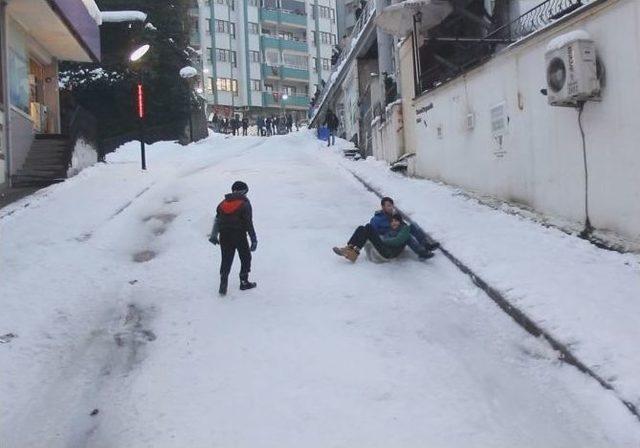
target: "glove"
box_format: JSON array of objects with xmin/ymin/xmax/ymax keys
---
[
  {"xmin": 209, "ymin": 234, "xmax": 219, "ymax": 245},
  {"xmin": 250, "ymin": 239, "xmax": 258, "ymax": 252}
]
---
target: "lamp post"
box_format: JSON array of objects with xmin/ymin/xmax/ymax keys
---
[
  {"xmin": 129, "ymin": 44, "xmax": 150, "ymax": 170},
  {"xmin": 179, "ymin": 66, "xmax": 198, "ymax": 143}
]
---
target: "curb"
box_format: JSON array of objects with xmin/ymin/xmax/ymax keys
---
[{"xmin": 349, "ymin": 170, "xmax": 640, "ymax": 423}]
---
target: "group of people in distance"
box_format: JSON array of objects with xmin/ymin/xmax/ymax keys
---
[
  {"xmin": 208, "ymin": 183, "xmax": 439, "ymax": 297},
  {"xmin": 210, "ymin": 113, "xmax": 299, "ymax": 137}
]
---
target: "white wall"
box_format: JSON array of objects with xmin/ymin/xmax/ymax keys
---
[
  {"xmin": 402, "ymin": 0, "xmax": 640, "ymax": 244},
  {"xmin": 372, "ymin": 102, "xmax": 404, "ymax": 163}
]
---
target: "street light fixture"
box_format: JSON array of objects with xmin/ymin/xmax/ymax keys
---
[
  {"xmin": 129, "ymin": 44, "xmax": 151, "ymax": 170},
  {"xmin": 129, "ymin": 44, "xmax": 150, "ymax": 62}
]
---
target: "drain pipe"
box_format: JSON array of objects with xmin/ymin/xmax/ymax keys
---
[{"xmin": 0, "ymin": 0, "xmax": 11, "ymax": 187}]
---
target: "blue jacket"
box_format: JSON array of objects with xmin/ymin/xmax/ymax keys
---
[{"xmin": 369, "ymin": 210, "xmax": 391, "ymax": 235}]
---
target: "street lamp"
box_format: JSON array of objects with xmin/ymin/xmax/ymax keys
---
[
  {"xmin": 180, "ymin": 66, "xmax": 198, "ymax": 143},
  {"xmin": 129, "ymin": 44, "xmax": 151, "ymax": 170}
]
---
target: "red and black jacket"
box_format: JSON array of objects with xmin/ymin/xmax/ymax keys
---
[{"xmin": 212, "ymin": 192, "xmax": 256, "ymax": 240}]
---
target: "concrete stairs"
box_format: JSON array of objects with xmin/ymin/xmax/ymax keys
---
[{"xmin": 12, "ymin": 135, "xmax": 71, "ymax": 188}]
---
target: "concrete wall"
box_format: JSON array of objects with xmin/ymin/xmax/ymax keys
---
[
  {"xmin": 401, "ymin": 0, "xmax": 640, "ymax": 244},
  {"xmin": 371, "ymin": 101, "xmax": 404, "ymax": 164}
]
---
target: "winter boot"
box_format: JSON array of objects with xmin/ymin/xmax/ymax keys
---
[
  {"xmin": 219, "ymin": 276, "xmax": 228, "ymax": 296},
  {"xmin": 417, "ymin": 249, "xmax": 435, "ymax": 260},
  {"xmin": 332, "ymin": 245, "xmax": 360, "ymax": 262},
  {"xmin": 424, "ymin": 241, "xmax": 440, "ymax": 251},
  {"xmin": 239, "ymin": 274, "xmax": 257, "ymax": 291}
]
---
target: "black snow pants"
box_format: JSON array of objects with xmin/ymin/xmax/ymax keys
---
[
  {"xmin": 219, "ymin": 230, "xmax": 251, "ymax": 280},
  {"xmin": 348, "ymin": 224, "xmax": 393, "ymax": 258}
]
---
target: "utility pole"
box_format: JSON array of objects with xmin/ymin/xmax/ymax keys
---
[{"xmin": 1, "ymin": 0, "xmax": 12, "ymax": 186}]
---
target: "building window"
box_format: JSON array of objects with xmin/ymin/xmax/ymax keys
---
[
  {"xmin": 249, "ymin": 50, "xmax": 261, "ymax": 63},
  {"xmin": 318, "ymin": 32, "xmax": 336, "ymax": 45},
  {"xmin": 205, "ymin": 19, "xmax": 211, "ymax": 35},
  {"xmin": 251, "ymin": 79, "xmax": 262, "ymax": 91},
  {"xmin": 207, "ymin": 47, "xmax": 213, "ymax": 63},
  {"xmin": 216, "ymin": 49, "xmax": 237, "ymax": 67},
  {"xmin": 321, "ymin": 58, "xmax": 330, "ymax": 70},
  {"xmin": 248, "ymin": 0, "xmax": 259, "ymax": 5},
  {"xmin": 249, "ymin": 22, "xmax": 259, "ymax": 34},
  {"xmin": 264, "ymin": 48, "xmax": 280, "ymax": 66},
  {"xmin": 312, "ymin": 57, "xmax": 318, "ymax": 72},
  {"xmin": 216, "ymin": 77, "xmax": 238, "ymax": 93},
  {"xmin": 283, "ymin": 53, "xmax": 308, "ymax": 70},
  {"xmin": 283, "ymin": 85, "xmax": 297, "ymax": 96},
  {"xmin": 207, "ymin": 77, "xmax": 214, "ymax": 92},
  {"xmin": 313, "ymin": 5, "xmax": 335, "ymax": 21},
  {"xmin": 215, "ymin": 19, "xmax": 236, "ymax": 38},
  {"xmin": 265, "ymin": 84, "xmax": 273, "ymax": 92}
]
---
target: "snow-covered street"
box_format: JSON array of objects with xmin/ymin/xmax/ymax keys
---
[{"xmin": 2, "ymin": 132, "xmax": 639, "ymax": 447}]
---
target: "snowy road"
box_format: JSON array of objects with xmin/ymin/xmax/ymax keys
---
[{"xmin": 2, "ymin": 132, "xmax": 639, "ymax": 447}]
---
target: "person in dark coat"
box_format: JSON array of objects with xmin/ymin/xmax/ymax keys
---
[
  {"xmin": 333, "ymin": 214, "xmax": 410, "ymax": 262},
  {"xmin": 324, "ymin": 109, "xmax": 339, "ymax": 146},
  {"xmin": 209, "ymin": 181, "xmax": 258, "ymax": 295},
  {"xmin": 369, "ymin": 197, "xmax": 438, "ymax": 259},
  {"xmin": 265, "ymin": 117, "xmax": 272, "ymax": 136},
  {"xmin": 241, "ymin": 117, "xmax": 249, "ymax": 136},
  {"xmin": 257, "ymin": 116, "xmax": 265, "ymax": 136},
  {"xmin": 286, "ymin": 114, "xmax": 293, "ymax": 133}
]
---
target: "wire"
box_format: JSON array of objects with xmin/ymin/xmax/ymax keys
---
[{"xmin": 577, "ymin": 101, "xmax": 593, "ymax": 238}]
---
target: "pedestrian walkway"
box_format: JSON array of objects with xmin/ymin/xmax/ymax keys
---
[{"xmin": 315, "ymin": 133, "xmax": 640, "ymax": 417}]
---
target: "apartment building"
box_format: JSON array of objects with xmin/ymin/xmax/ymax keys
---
[{"xmin": 189, "ymin": 0, "xmax": 338, "ymax": 118}]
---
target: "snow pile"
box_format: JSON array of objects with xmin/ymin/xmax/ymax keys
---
[
  {"xmin": 67, "ymin": 139, "xmax": 98, "ymax": 177},
  {"xmin": 179, "ymin": 66, "xmax": 198, "ymax": 79},
  {"xmin": 546, "ymin": 29, "xmax": 591, "ymax": 52},
  {"xmin": 101, "ymin": 10, "xmax": 147, "ymax": 23},
  {"xmin": 145, "ymin": 22, "xmax": 158, "ymax": 31},
  {"xmin": 2, "ymin": 132, "xmax": 640, "ymax": 446}
]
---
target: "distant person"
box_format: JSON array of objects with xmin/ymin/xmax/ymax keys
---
[
  {"xmin": 324, "ymin": 109, "xmax": 339, "ymax": 146},
  {"xmin": 286, "ymin": 114, "xmax": 293, "ymax": 133},
  {"xmin": 242, "ymin": 117, "xmax": 249, "ymax": 136},
  {"xmin": 257, "ymin": 116, "xmax": 265, "ymax": 136},
  {"xmin": 209, "ymin": 181, "xmax": 258, "ymax": 296},
  {"xmin": 265, "ymin": 117, "xmax": 272, "ymax": 136}
]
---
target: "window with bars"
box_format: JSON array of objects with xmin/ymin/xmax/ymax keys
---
[
  {"xmin": 249, "ymin": 22, "xmax": 259, "ymax": 34},
  {"xmin": 321, "ymin": 58, "xmax": 330, "ymax": 70},
  {"xmin": 249, "ymin": 51, "xmax": 261, "ymax": 63},
  {"xmin": 251, "ymin": 79, "xmax": 262, "ymax": 91},
  {"xmin": 313, "ymin": 5, "xmax": 335, "ymax": 21}
]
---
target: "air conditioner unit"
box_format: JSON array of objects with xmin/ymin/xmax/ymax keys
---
[{"xmin": 545, "ymin": 30, "xmax": 600, "ymax": 106}]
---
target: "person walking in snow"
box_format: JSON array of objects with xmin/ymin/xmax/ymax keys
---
[
  {"xmin": 209, "ymin": 181, "xmax": 258, "ymax": 295},
  {"xmin": 333, "ymin": 213, "xmax": 410, "ymax": 262},
  {"xmin": 324, "ymin": 109, "xmax": 339, "ymax": 146}
]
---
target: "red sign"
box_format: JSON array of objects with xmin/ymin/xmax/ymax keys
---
[{"xmin": 137, "ymin": 83, "xmax": 144, "ymax": 118}]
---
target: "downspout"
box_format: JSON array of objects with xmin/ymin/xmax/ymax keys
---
[
  {"xmin": 243, "ymin": 0, "xmax": 251, "ymax": 108},
  {"xmin": 1, "ymin": 0, "xmax": 11, "ymax": 187},
  {"xmin": 209, "ymin": 1, "xmax": 219, "ymax": 104},
  {"xmin": 313, "ymin": 0, "xmax": 321, "ymax": 86}
]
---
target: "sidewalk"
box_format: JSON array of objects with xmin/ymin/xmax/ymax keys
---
[
  {"xmin": 0, "ymin": 186, "xmax": 40, "ymax": 210},
  {"xmin": 313, "ymin": 135, "xmax": 640, "ymax": 413}
]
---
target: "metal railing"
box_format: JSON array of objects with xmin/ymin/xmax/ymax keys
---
[{"xmin": 486, "ymin": 0, "xmax": 587, "ymax": 43}]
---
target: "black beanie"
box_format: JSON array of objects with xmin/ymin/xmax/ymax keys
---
[{"xmin": 232, "ymin": 181, "xmax": 249, "ymax": 193}]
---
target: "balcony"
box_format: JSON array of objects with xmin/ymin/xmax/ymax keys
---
[
  {"xmin": 261, "ymin": 35, "xmax": 308, "ymax": 52},
  {"xmin": 262, "ymin": 64, "xmax": 309, "ymax": 81},
  {"xmin": 262, "ymin": 92, "xmax": 309, "ymax": 109},
  {"xmin": 261, "ymin": 8, "xmax": 307, "ymax": 28}
]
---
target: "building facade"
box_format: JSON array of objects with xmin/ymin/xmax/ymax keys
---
[
  {"xmin": 189, "ymin": 0, "xmax": 338, "ymax": 118},
  {"xmin": 0, "ymin": 0, "xmax": 101, "ymax": 187}
]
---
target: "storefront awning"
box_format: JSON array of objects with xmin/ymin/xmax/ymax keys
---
[
  {"xmin": 375, "ymin": 0, "xmax": 453, "ymax": 38},
  {"xmin": 8, "ymin": 0, "xmax": 100, "ymax": 62}
]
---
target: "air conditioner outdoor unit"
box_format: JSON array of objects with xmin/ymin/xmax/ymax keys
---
[{"xmin": 545, "ymin": 30, "xmax": 600, "ymax": 106}]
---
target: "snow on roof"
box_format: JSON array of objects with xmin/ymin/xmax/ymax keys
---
[
  {"xmin": 82, "ymin": 0, "xmax": 102, "ymax": 25},
  {"xmin": 179, "ymin": 66, "xmax": 198, "ymax": 78},
  {"xmin": 546, "ymin": 29, "xmax": 591, "ymax": 52},
  {"xmin": 101, "ymin": 11, "xmax": 147, "ymax": 23}
]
